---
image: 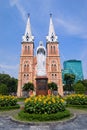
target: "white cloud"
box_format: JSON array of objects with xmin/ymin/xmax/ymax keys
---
[
  {"xmin": 0, "ymin": 64, "xmax": 19, "ymax": 78},
  {"xmin": 55, "ymin": 17, "xmax": 87, "ymax": 39},
  {"xmin": 9, "ymin": 0, "xmax": 27, "ymax": 22},
  {"xmin": 0, "ymin": 64, "xmax": 18, "ymax": 70}
]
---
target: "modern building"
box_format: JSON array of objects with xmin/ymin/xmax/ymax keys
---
[
  {"xmin": 17, "ymin": 14, "xmax": 63, "ymax": 97},
  {"xmin": 62, "ymin": 60, "xmax": 84, "ymax": 83}
]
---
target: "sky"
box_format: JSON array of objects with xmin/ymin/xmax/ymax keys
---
[{"xmin": 0, "ymin": 0, "xmax": 87, "ymax": 79}]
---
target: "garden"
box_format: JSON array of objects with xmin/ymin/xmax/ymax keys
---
[
  {"xmin": 0, "ymin": 95, "xmax": 20, "ymax": 110},
  {"xmin": 17, "ymin": 95, "xmax": 70, "ymax": 121},
  {"xmin": 0, "ymin": 80, "xmax": 87, "ymax": 122},
  {"xmin": 0, "ymin": 94, "xmax": 87, "ymax": 122}
]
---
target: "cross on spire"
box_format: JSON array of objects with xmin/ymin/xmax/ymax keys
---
[
  {"xmin": 46, "ymin": 14, "xmax": 58, "ymax": 42},
  {"xmin": 22, "ymin": 14, "xmax": 34, "ymax": 42}
]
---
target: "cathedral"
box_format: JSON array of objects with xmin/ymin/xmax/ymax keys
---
[{"xmin": 17, "ymin": 14, "xmax": 63, "ymax": 97}]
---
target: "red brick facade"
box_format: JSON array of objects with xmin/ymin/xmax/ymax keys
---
[{"xmin": 17, "ymin": 41, "xmax": 63, "ymax": 97}]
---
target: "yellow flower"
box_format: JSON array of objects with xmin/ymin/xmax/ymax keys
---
[
  {"xmin": 48, "ymin": 101, "xmax": 51, "ymax": 104},
  {"xmin": 43, "ymin": 101, "xmax": 46, "ymax": 104}
]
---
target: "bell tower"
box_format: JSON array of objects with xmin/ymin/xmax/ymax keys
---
[
  {"xmin": 17, "ymin": 14, "xmax": 34, "ymax": 97},
  {"xmin": 46, "ymin": 14, "xmax": 63, "ymax": 96}
]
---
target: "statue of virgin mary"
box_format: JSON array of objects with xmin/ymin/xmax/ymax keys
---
[{"xmin": 36, "ymin": 41, "xmax": 46, "ymax": 76}]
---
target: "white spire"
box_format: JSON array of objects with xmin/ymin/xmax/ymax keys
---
[
  {"xmin": 46, "ymin": 14, "xmax": 58, "ymax": 42},
  {"xmin": 22, "ymin": 14, "xmax": 34, "ymax": 42}
]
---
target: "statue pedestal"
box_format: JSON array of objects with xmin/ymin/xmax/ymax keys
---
[{"xmin": 36, "ymin": 76, "xmax": 48, "ymax": 96}]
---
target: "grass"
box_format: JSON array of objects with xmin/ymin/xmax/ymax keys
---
[
  {"xmin": 67, "ymin": 104, "xmax": 87, "ymax": 109},
  {"xmin": 0, "ymin": 104, "xmax": 20, "ymax": 111},
  {"xmin": 16, "ymin": 109, "xmax": 71, "ymax": 122},
  {"xmin": 17, "ymin": 97, "xmax": 26, "ymax": 102}
]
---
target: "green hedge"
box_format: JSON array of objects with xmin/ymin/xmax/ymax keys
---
[
  {"xmin": 0, "ymin": 104, "xmax": 20, "ymax": 111},
  {"xmin": 18, "ymin": 109, "xmax": 70, "ymax": 121},
  {"xmin": 67, "ymin": 104, "xmax": 87, "ymax": 109}
]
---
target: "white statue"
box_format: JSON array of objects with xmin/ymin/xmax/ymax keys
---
[{"xmin": 36, "ymin": 41, "xmax": 46, "ymax": 76}]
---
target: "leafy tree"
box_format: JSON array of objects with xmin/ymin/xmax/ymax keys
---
[
  {"xmin": 23, "ymin": 82, "xmax": 34, "ymax": 91},
  {"xmin": 0, "ymin": 73, "xmax": 18, "ymax": 94},
  {"xmin": 81, "ymin": 79, "xmax": 87, "ymax": 91},
  {"xmin": 0, "ymin": 83, "xmax": 8, "ymax": 95},
  {"xmin": 0, "ymin": 73, "xmax": 10, "ymax": 86},
  {"xmin": 48, "ymin": 82, "xmax": 58, "ymax": 91},
  {"xmin": 7, "ymin": 78, "xmax": 18, "ymax": 94},
  {"xmin": 64, "ymin": 74, "xmax": 75, "ymax": 91},
  {"xmin": 74, "ymin": 82, "xmax": 86, "ymax": 94}
]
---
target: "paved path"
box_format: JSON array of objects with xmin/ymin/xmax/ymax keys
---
[
  {"xmin": 0, "ymin": 104, "xmax": 87, "ymax": 130},
  {"xmin": 0, "ymin": 114, "xmax": 87, "ymax": 130}
]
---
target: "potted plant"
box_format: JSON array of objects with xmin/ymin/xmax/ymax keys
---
[
  {"xmin": 48, "ymin": 82, "xmax": 58, "ymax": 95},
  {"xmin": 22, "ymin": 82, "xmax": 34, "ymax": 97}
]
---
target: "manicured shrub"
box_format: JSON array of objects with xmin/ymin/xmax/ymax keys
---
[
  {"xmin": 65, "ymin": 94, "xmax": 87, "ymax": 105},
  {"xmin": 18, "ymin": 109, "xmax": 70, "ymax": 121},
  {"xmin": 0, "ymin": 95, "xmax": 17, "ymax": 107},
  {"xmin": 23, "ymin": 82, "xmax": 34, "ymax": 91},
  {"xmin": 24, "ymin": 95, "xmax": 66, "ymax": 114},
  {"xmin": 48, "ymin": 82, "xmax": 58, "ymax": 91},
  {"xmin": 0, "ymin": 104, "xmax": 20, "ymax": 110}
]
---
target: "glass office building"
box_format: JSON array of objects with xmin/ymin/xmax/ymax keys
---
[{"xmin": 62, "ymin": 60, "xmax": 84, "ymax": 83}]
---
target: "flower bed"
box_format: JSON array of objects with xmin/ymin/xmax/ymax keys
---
[
  {"xmin": 0, "ymin": 95, "xmax": 17, "ymax": 107},
  {"xmin": 65, "ymin": 94, "xmax": 87, "ymax": 105},
  {"xmin": 24, "ymin": 95, "xmax": 66, "ymax": 114}
]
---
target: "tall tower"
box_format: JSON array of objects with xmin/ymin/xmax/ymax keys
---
[
  {"xmin": 17, "ymin": 14, "xmax": 34, "ymax": 97},
  {"xmin": 46, "ymin": 14, "xmax": 63, "ymax": 96}
]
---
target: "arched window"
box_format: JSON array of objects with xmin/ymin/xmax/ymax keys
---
[
  {"xmin": 51, "ymin": 46, "xmax": 52, "ymax": 53},
  {"xmin": 53, "ymin": 46, "xmax": 55, "ymax": 53},
  {"xmin": 24, "ymin": 74, "xmax": 26, "ymax": 78},
  {"xmin": 52, "ymin": 74, "xmax": 54, "ymax": 79},
  {"xmin": 27, "ymin": 74, "xmax": 29, "ymax": 80},
  {"xmin": 54, "ymin": 64, "xmax": 57, "ymax": 71},
  {"xmin": 55, "ymin": 74, "xmax": 57, "ymax": 79},
  {"xmin": 28, "ymin": 46, "xmax": 30, "ymax": 54},
  {"xmin": 24, "ymin": 64, "xmax": 27, "ymax": 72},
  {"xmin": 51, "ymin": 64, "xmax": 54, "ymax": 71},
  {"xmin": 27, "ymin": 64, "xmax": 29, "ymax": 71},
  {"xmin": 25, "ymin": 46, "xmax": 27, "ymax": 54}
]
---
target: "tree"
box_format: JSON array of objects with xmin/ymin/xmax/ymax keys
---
[
  {"xmin": 74, "ymin": 82, "xmax": 86, "ymax": 94},
  {"xmin": 0, "ymin": 73, "xmax": 10, "ymax": 86},
  {"xmin": 23, "ymin": 82, "xmax": 34, "ymax": 91},
  {"xmin": 48, "ymin": 82, "xmax": 58, "ymax": 91},
  {"xmin": 81, "ymin": 79, "xmax": 87, "ymax": 92},
  {"xmin": 64, "ymin": 74, "xmax": 75, "ymax": 91},
  {"xmin": 0, "ymin": 73, "xmax": 18, "ymax": 94},
  {"xmin": 0, "ymin": 83, "xmax": 8, "ymax": 95},
  {"xmin": 7, "ymin": 78, "xmax": 18, "ymax": 94}
]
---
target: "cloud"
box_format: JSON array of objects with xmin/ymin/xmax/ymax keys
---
[
  {"xmin": 0, "ymin": 64, "xmax": 19, "ymax": 78},
  {"xmin": 55, "ymin": 17, "xmax": 87, "ymax": 39},
  {"xmin": 9, "ymin": 0, "xmax": 27, "ymax": 22},
  {"xmin": 0, "ymin": 64, "xmax": 18, "ymax": 70}
]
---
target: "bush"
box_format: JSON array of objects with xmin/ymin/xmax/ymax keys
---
[
  {"xmin": 18, "ymin": 109, "xmax": 70, "ymax": 121},
  {"xmin": 0, "ymin": 95, "xmax": 17, "ymax": 107},
  {"xmin": 65, "ymin": 94, "xmax": 87, "ymax": 105},
  {"xmin": 0, "ymin": 104, "xmax": 20, "ymax": 110},
  {"xmin": 74, "ymin": 82, "xmax": 86, "ymax": 94},
  {"xmin": 0, "ymin": 84, "xmax": 8, "ymax": 95},
  {"xmin": 24, "ymin": 95, "xmax": 66, "ymax": 114},
  {"xmin": 48, "ymin": 82, "xmax": 58, "ymax": 91},
  {"xmin": 23, "ymin": 82, "xmax": 34, "ymax": 91}
]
